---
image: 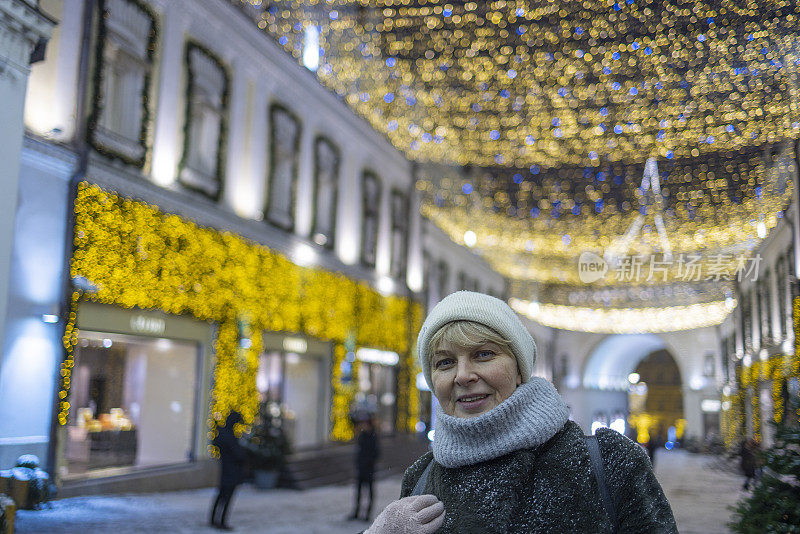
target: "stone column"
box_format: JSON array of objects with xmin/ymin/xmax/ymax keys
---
[{"xmin": 0, "ymin": 0, "xmax": 55, "ymax": 365}]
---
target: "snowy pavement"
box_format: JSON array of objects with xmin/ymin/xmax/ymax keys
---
[
  {"xmin": 16, "ymin": 449, "xmax": 746, "ymax": 533},
  {"xmin": 654, "ymin": 449, "xmax": 747, "ymax": 534}
]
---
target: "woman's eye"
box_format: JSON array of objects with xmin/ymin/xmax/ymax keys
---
[
  {"xmin": 476, "ymin": 350, "xmax": 495, "ymax": 359},
  {"xmin": 434, "ymin": 358, "xmax": 454, "ymax": 369}
]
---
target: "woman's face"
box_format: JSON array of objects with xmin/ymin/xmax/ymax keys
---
[{"xmin": 431, "ymin": 340, "xmax": 521, "ymax": 418}]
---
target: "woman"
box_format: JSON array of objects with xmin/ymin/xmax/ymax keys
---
[
  {"xmin": 210, "ymin": 410, "xmax": 246, "ymax": 530},
  {"xmin": 365, "ymin": 291, "xmax": 677, "ymax": 533}
]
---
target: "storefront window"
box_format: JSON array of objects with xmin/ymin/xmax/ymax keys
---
[
  {"xmin": 356, "ymin": 361, "xmax": 397, "ymax": 434},
  {"xmin": 256, "ymin": 351, "xmax": 282, "ymax": 404},
  {"xmin": 65, "ymin": 332, "xmax": 199, "ymax": 476},
  {"xmin": 256, "ymin": 350, "xmax": 327, "ymax": 449}
]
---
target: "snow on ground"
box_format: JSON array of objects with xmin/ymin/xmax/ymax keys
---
[
  {"xmin": 655, "ymin": 449, "xmax": 747, "ymax": 534},
  {"xmin": 16, "ymin": 449, "xmax": 746, "ymax": 533}
]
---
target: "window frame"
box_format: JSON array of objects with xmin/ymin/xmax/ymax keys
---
[
  {"xmin": 310, "ymin": 136, "xmax": 340, "ymax": 249},
  {"xmin": 437, "ymin": 260, "xmax": 449, "ymax": 300},
  {"xmin": 389, "ymin": 188, "xmax": 409, "ymax": 279},
  {"xmin": 741, "ymin": 288, "xmax": 752, "ymax": 352},
  {"xmin": 759, "ymin": 270, "xmax": 771, "ymax": 345},
  {"xmin": 177, "ymin": 41, "xmax": 230, "ymax": 201},
  {"xmin": 87, "ymin": 0, "xmax": 158, "ymax": 168},
  {"xmin": 360, "ymin": 170, "xmax": 382, "ymax": 268},
  {"xmin": 265, "ymin": 103, "xmax": 302, "ymax": 231}
]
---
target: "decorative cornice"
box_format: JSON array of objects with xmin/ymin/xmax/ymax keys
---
[
  {"xmin": 21, "ymin": 134, "xmax": 79, "ymax": 177},
  {"xmin": 0, "ymin": 0, "xmax": 55, "ymax": 77}
]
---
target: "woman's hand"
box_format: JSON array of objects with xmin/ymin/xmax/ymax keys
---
[{"xmin": 364, "ymin": 494, "xmax": 445, "ymax": 534}]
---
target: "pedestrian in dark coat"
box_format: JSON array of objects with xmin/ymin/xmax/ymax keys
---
[
  {"xmin": 350, "ymin": 417, "xmax": 381, "ymax": 521},
  {"xmin": 364, "ymin": 291, "xmax": 678, "ymax": 534},
  {"xmin": 646, "ymin": 432, "xmax": 662, "ymax": 466},
  {"xmin": 210, "ymin": 411, "xmax": 246, "ymax": 530},
  {"xmin": 740, "ymin": 438, "xmax": 759, "ymax": 490}
]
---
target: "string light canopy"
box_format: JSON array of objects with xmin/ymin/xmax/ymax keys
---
[
  {"xmin": 232, "ymin": 0, "xmax": 799, "ymax": 332},
  {"xmin": 237, "ymin": 0, "xmax": 800, "ymax": 167}
]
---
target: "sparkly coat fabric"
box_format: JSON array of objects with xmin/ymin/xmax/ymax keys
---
[{"xmin": 400, "ymin": 421, "xmax": 678, "ymax": 533}]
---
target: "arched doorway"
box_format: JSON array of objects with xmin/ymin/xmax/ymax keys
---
[
  {"xmin": 628, "ymin": 350, "xmax": 685, "ymax": 446},
  {"xmin": 578, "ymin": 334, "xmax": 685, "ymax": 443}
]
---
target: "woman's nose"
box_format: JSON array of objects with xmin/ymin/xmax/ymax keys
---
[{"xmin": 454, "ymin": 359, "xmax": 478, "ymax": 385}]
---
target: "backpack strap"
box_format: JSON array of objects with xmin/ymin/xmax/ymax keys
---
[
  {"xmin": 411, "ymin": 458, "xmax": 434, "ymax": 496},
  {"xmin": 585, "ymin": 435, "xmax": 617, "ymax": 532}
]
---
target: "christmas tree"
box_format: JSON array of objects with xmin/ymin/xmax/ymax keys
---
[
  {"xmin": 730, "ymin": 393, "xmax": 800, "ymax": 533},
  {"xmin": 246, "ymin": 400, "xmax": 291, "ymax": 471}
]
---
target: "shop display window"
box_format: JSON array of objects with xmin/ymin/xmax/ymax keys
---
[
  {"xmin": 256, "ymin": 350, "xmax": 327, "ymax": 449},
  {"xmin": 64, "ymin": 332, "xmax": 199, "ymax": 477},
  {"xmin": 356, "ymin": 361, "xmax": 397, "ymax": 434}
]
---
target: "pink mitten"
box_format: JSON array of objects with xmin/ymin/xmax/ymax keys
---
[{"xmin": 364, "ymin": 494, "xmax": 446, "ymax": 534}]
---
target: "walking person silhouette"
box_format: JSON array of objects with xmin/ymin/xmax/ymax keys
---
[
  {"xmin": 350, "ymin": 416, "xmax": 381, "ymax": 522},
  {"xmin": 210, "ymin": 411, "xmax": 246, "ymax": 530}
]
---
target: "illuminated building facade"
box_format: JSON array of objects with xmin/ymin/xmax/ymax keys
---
[
  {"xmin": 719, "ymin": 206, "xmax": 800, "ymax": 449},
  {"xmin": 0, "ymin": 0, "xmax": 504, "ymax": 492}
]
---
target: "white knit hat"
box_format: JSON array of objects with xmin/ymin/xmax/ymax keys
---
[{"xmin": 417, "ymin": 291, "xmax": 537, "ymax": 391}]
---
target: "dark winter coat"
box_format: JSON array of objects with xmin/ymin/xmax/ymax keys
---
[
  {"xmin": 740, "ymin": 441, "xmax": 757, "ymax": 477},
  {"xmin": 214, "ymin": 413, "xmax": 246, "ymax": 487},
  {"xmin": 356, "ymin": 428, "xmax": 380, "ymax": 480},
  {"xmin": 400, "ymin": 421, "xmax": 677, "ymax": 533}
]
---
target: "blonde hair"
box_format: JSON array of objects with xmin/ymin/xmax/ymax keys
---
[{"xmin": 429, "ymin": 320, "xmax": 514, "ymax": 361}]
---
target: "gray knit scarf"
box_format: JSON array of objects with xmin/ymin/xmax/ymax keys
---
[{"xmin": 432, "ymin": 377, "xmax": 570, "ymax": 468}]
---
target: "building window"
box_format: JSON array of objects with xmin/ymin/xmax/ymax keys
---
[
  {"xmin": 266, "ymin": 105, "xmax": 301, "ymax": 230},
  {"xmin": 776, "ymin": 256, "xmax": 786, "ymax": 340},
  {"xmin": 361, "ymin": 171, "xmax": 381, "ymax": 267},
  {"xmin": 742, "ymin": 290, "xmax": 752, "ymax": 351},
  {"xmin": 759, "ymin": 271, "xmax": 771, "ymax": 345},
  {"xmin": 65, "ymin": 332, "xmax": 198, "ymax": 476},
  {"xmin": 703, "ymin": 352, "xmax": 716, "ymax": 377},
  {"xmin": 780, "ymin": 251, "xmax": 792, "ymax": 339},
  {"xmin": 437, "ymin": 260, "xmax": 449, "ymax": 300},
  {"xmin": 179, "ymin": 43, "xmax": 228, "ymax": 200},
  {"xmin": 389, "ymin": 189, "xmax": 408, "ymax": 279},
  {"xmin": 464, "ymin": 277, "xmax": 479, "ymax": 292},
  {"xmin": 422, "ymin": 251, "xmax": 431, "ymax": 309},
  {"xmin": 721, "ymin": 336, "xmax": 732, "ymax": 382},
  {"xmin": 464, "ymin": 277, "xmax": 480, "ymax": 292},
  {"xmin": 89, "ymin": 0, "xmax": 156, "ymax": 167},
  {"xmin": 311, "ymin": 137, "xmax": 339, "ymax": 248}
]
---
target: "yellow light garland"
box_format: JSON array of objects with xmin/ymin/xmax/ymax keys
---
[
  {"xmin": 236, "ymin": 0, "xmax": 800, "ymax": 168},
  {"xmin": 721, "ymin": 389, "xmax": 744, "ymax": 450},
  {"xmin": 720, "ymin": 294, "xmax": 800, "ymax": 448},
  {"xmin": 57, "ymin": 291, "xmax": 80, "ymax": 426},
  {"xmin": 231, "ymin": 0, "xmax": 798, "ymax": 322},
  {"xmin": 510, "ymin": 297, "xmax": 733, "ymax": 333},
  {"xmin": 751, "ymin": 384, "xmax": 761, "ymax": 441},
  {"xmin": 63, "ymin": 182, "xmax": 423, "ymax": 445}
]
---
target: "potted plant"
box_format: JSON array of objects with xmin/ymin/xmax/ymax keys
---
[{"xmin": 246, "ymin": 400, "xmax": 290, "ymax": 489}]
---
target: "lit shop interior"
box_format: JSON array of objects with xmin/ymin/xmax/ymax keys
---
[
  {"xmin": 64, "ymin": 331, "xmax": 200, "ymax": 477},
  {"xmin": 255, "ymin": 333, "xmax": 401, "ymax": 448}
]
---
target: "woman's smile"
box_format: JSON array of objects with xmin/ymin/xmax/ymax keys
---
[{"xmin": 456, "ymin": 393, "xmax": 491, "ymax": 412}]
